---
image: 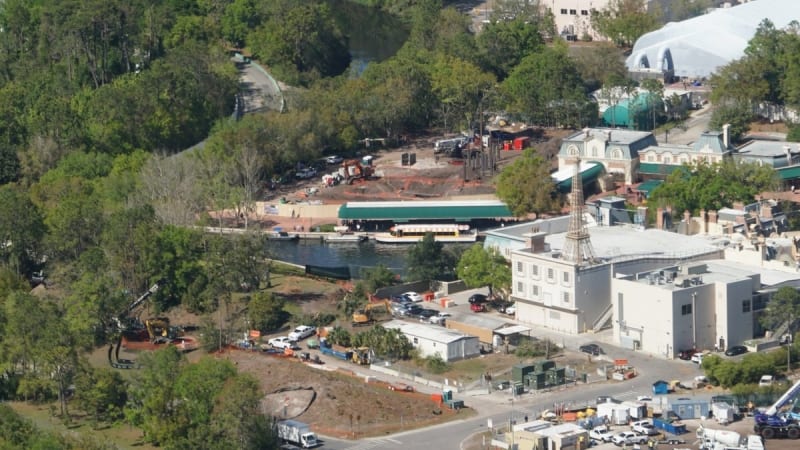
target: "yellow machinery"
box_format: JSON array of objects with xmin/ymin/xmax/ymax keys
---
[
  {"xmin": 352, "ymin": 300, "xmax": 391, "ymax": 326},
  {"xmin": 352, "ymin": 347, "xmax": 372, "ymax": 365},
  {"xmin": 145, "ymin": 317, "xmax": 182, "ymax": 343}
]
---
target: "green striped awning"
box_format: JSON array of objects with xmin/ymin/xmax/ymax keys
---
[
  {"xmin": 638, "ymin": 163, "xmax": 684, "ymax": 175},
  {"xmin": 777, "ymin": 165, "xmax": 800, "ymax": 180},
  {"xmin": 338, "ymin": 201, "xmax": 514, "ymax": 221}
]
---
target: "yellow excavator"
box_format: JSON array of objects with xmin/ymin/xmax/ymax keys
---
[
  {"xmin": 145, "ymin": 317, "xmax": 183, "ymax": 343},
  {"xmin": 352, "ymin": 300, "xmax": 391, "ymax": 326}
]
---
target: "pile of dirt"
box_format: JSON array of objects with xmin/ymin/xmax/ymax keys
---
[{"xmin": 223, "ymin": 349, "xmax": 465, "ymax": 439}]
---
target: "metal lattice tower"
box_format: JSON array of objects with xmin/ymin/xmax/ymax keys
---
[{"xmin": 561, "ymin": 158, "xmax": 596, "ymax": 264}]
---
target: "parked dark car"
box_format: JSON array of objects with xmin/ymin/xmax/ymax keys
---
[
  {"xmin": 468, "ymin": 293, "xmax": 488, "ymax": 304},
  {"xmin": 401, "ymin": 305, "xmax": 423, "ymax": 317},
  {"xmin": 579, "ymin": 344, "xmax": 604, "ymax": 356},
  {"xmin": 724, "ymin": 345, "xmax": 748, "ymax": 357},
  {"xmin": 417, "ymin": 308, "xmax": 438, "ymax": 319},
  {"xmin": 678, "ymin": 348, "xmax": 698, "ymax": 360}
]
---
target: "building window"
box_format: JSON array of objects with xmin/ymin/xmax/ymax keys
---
[
  {"xmin": 413, "ymin": 337, "xmax": 418, "ymax": 344},
  {"xmin": 562, "ymin": 292, "xmax": 570, "ymax": 303},
  {"xmin": 681, "ymin": 304, "xmax": 692, "ymax": 315},
  {"xmin": 591, "ymin": 147, "xmax": 597, "ymax": 157},
  {"xmin": 560, "ymin": 8, "xmax": 567, "ymax": 14},
  {"xmin": 532, "ymin": 265, "xmax": 539, "ymax": 277},
  {"xmin": 664, "ymin": 156, "xmax": 672, "ymax": 164},
  {"xmin": 613, "ymin": 149, "xmax": 623, "ymax": 159},
  {"xmin": 743, "ymin": 300, "xmax": 751, "ymax": 313},
  {"xmin": 517, "ymin": 261, "xmax": 524, "ymax": 273},
  {"xmin": 563, "ymin": 272, "xmax": 570, "ymax": 283},
  {"xmin": 547, "ymin": 268, "xmax": 554, "ymax": 280},
  {"xmin": 581, "ymin": 10, "xmax": 589, "ymax": 15},
  {"xmin": 569, "ymin": 9, "xmax": 577, "ymax": 15},
  {"xmin": 647, "ymin": 154, "xmax": 655, "ymax": 162},
  {"xmin": 532, "ymin": 285, "xmax": 539, "ymax": 297},
  {"xmin": 517, "ymin": 281, "xmax": 524, "ymax": 293}
]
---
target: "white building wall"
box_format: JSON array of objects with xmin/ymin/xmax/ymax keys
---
[
  {"xmin": 715, "ymin": 278, "xmax": 755, "ymax": 348},
  {"xmin": 546, "ymin": 0, "xmax": 611, "ymax": 40},
  {"xmin": 411, "ymin": 336, "xmax": 479, "ymax": 362},
  {"xmin": 612, "ymin": 279, "xmax": 673, "ymax": 355},
  {"xmin": 611, "ymin": 275, "xmax": 756, "ymax": 358},
  {"xmin": 513, "ymin": 251, "xmax": 612, "ymax": 334}
]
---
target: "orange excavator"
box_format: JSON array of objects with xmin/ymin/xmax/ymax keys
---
[{"xmin": 340, "ymin": 159, "xmax": 374, "ymax": 184}]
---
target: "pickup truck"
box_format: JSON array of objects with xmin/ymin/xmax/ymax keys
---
[
  {"xmin": 589, "ymin": 425, "xmax": 614, "ymax": 442},
  {"xmin": 288, "ymin": 325, "xmax": 315, "ymax": 342},
  {"xmin": 611, "ymin": 431, "xmax": 647, "ymax": 446},
  {"xmin": 268, "ymin": 336, "xmax": 296, "ymax": 349},
  {"xmin": 632, "ymin": 420, "xmax": 659, "ymax": 436}
]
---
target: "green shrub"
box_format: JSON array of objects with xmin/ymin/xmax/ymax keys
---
[{"xmin": 425, "ymin": 355, "xmax": 450, "ymax": 374}]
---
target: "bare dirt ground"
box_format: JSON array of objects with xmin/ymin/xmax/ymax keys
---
[{"xmin": 263, "ymin": 131, "xmax": 567, "ymax": 208}]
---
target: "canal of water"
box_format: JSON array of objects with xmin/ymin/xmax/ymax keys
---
[{"xmin": 266, "ymin": 239, "xmax": 473, "ymax": 279}]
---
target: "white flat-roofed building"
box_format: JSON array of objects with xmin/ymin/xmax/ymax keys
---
[
  {"xmin": 381, "ymin": 320, "xmax": 480, "ymax": 362},
  {"xmin": 511, "ymin": 227, "xmax": 723, "ymax": 335},
  {"xmin": 612, "ymin": 261, "xmax": 761, "ymax": 357}
]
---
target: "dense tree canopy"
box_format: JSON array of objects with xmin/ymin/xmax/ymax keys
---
[
  {"xmin": 456, "ymin": 244, "xmax": 511, "ymax": 298},
  {"xmin": 591, "ymin": 0, "xmax": 659, "ymax": 48},
  {"xmin": 495, "ymin": 148, "xmax": 558, "ymax": 217},
  {"xmin": 648, "ymin": 160, "xmax": 779, "ymax": 215}
]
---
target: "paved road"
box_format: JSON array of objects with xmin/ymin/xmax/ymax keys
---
[{"xmin": 316, "ymin": 289, "xmax": 706, "ymax": 450}]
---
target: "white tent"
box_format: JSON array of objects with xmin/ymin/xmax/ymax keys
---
[{"xmin": 626, "ymin": 0, "xmax": 800, "ymax": 79}]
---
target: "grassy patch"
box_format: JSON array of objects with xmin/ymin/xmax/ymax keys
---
[{"xmin": 8, "ymin": 401, "xmax": 155, "ymax": 450}]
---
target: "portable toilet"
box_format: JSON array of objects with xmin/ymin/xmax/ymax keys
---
[{"xmin": 652, "ymin": 380, "xmax": 669, "ymax": 395}]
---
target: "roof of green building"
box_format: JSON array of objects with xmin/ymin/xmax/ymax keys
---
[
  {"xmin": 777, "ymin": 165, "xmax": 800, "ymax": 180},
  {"xmin": 639, "ymin": 163, "xmax": 684, "ymax": 175},
  {"xmin": 636, "ymin": 179, "xmax": 664, "ymax": 196},
  {"xmin": 338, "ymin": 200, "xmax": 514, "ymax": 221}
]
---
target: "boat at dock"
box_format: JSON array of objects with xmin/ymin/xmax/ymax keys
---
[
  {"xmin": 268, "ymin": 230, "xmax": 300, "ymax": 241},
  {"xmin": 325, "ymin": 226, "xmax": 368, "ymax": 243},
  {"xmin": 325, "ymin": 233, "xmax": 368, "ymax": 243},
  {"xmin": 374, "ymin": 224, "xmax": 477, "ymax": 244}
]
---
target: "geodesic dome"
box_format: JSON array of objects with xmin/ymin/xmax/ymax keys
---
[{"xmin": 626, "ymin": 0, "xmax": 800, "ymax": 79}]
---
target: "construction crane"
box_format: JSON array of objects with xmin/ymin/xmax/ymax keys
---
[
  {"xmin": 754, "ymin": 379, "xmax": 800, "ymax": 439},
  {"xmin": 108, "ymin": 281, "xmax": 161, "ymax": 369},
  {"xmin": 352, "ymin": 300, "xmax": 391, "ymax": 326}
]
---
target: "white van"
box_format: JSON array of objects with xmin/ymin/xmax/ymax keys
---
[{"xmin": 758, "ymin": 375, "xmax": 774, "ymax": 387}]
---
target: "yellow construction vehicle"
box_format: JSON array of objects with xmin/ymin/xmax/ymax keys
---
[
  {"xmin": 352, "ymin": 347, "xmax": 372, "ymax": 365},
  {"xmin": 352, "ymin": 300, "xmax": 391, "ymax": 326},
  {"xmin": 145, "ymin": 317, "xmax": 182, "ymax": 343}
]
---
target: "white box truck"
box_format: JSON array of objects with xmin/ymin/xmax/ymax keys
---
[{"xmin": 277, "ymin": 420, "xmax": 317, "ymax": 448}]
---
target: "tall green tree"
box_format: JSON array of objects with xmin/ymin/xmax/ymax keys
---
[
  {"xmin": 496, "ymin": 148, "xmax": 557, "ymax": 217},
  {"xmin": 406, "ymin": 233, "xmax": 457, "ymax": 282},
  {"xmin": 456, "ymin": 244, "xmax": 511, "ymax": 298},
  {"xmin": 591, "ymin": 0, "xmax": 659, "ymax": 48},
  {"xmin": 0, "ymin": 186, "xmax": 46, "ymax": 274},
  {"xmin": 501, "ymin": 43, "xmax": 595, "ymax": 127},
  {"xmin": 761, "ymin": 287, "xmax": 800, "ymax": 342},
  {"xmin": 649, "ymin": 159, "xmax": 778, "ymax": 215},
  {"xmin": 248, "ymin": 291, "xmax": 287, "ymax": 332},
  {"xmin": 248, "ymin": 2, "xmax": 350, "ymax": 85},
  {"xmin": 429, "ymin": 55, "xmax": 496, "ymax": 132},
  {"xmin": 476, "ymin": 18, "xmax": 545, "ymax": 80}
]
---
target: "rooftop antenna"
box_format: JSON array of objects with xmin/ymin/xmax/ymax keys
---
[{"xmin": 561, "ymin": 158, "xmax": 597, "ymax": 265}]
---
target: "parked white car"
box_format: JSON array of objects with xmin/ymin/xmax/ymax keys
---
[
  {"xmin": 268, "ymin": 336, "xmax": 295, "ymax": 349},
  {"xmin": 402, "ymin": 291, "xmax": 424, "ymax": 303},
  {"xmin": 429, "ymin": 312, "xmax": 451, "ymax": 325},
  {"xmin": 632, "ymin": 420, "xmax": 658, "ymax": 436},
  {"xmin": 504, "ymin": 303, "xmax": 516, "ymax": 315},
  {"xmin": 611, "ymin": 431, "xmax": 647, "ymax": 446},
  {"xmin": 325, "ymin": 155, "xmax": 343, "ymax": 164},
  {"xmin": 691, "ymin": 352, "xmax": 705, "ymax": 364},
  {"xmin": 288, "ymin": 325, "xmax": 316, "ymax": 342},
  {"xmin": 589, "ymin": 425, "xmax": 614, "ymax": 442}
]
